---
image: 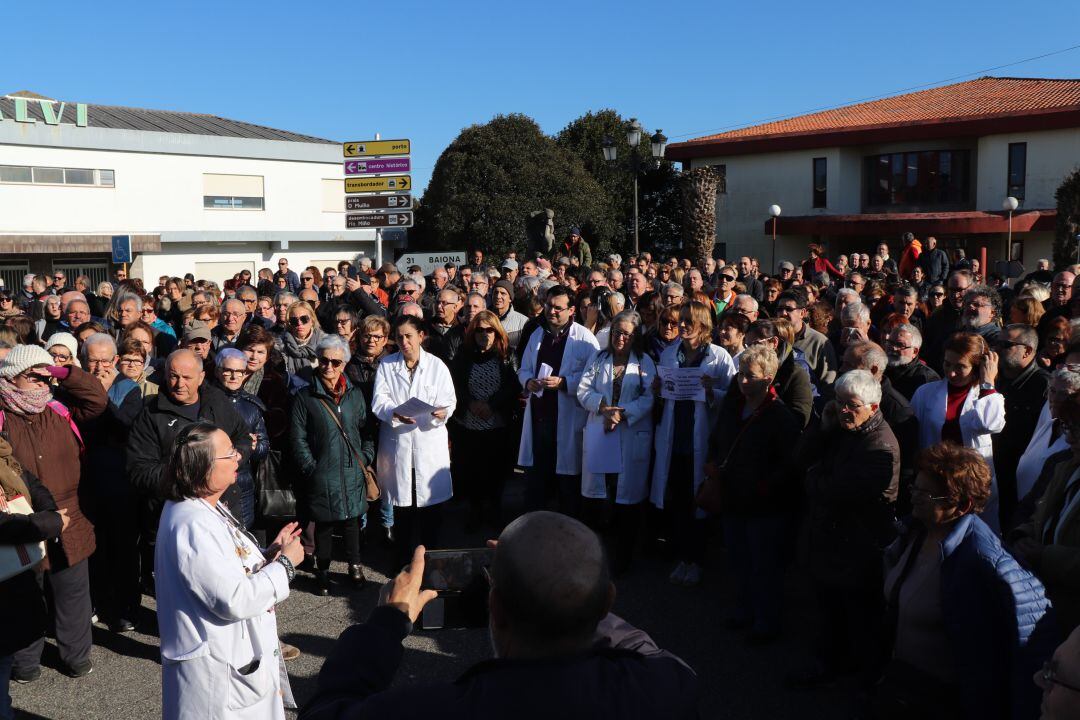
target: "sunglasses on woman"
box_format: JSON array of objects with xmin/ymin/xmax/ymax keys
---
[
  {"xmin": 289, "ymin": 316, "xmax": 312, "ymax": 326},
  {"xmin": 317, "ymin": 356, "xmax": 344, "ymax": 368}
]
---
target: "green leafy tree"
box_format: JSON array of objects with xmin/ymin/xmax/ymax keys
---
[
  {"xmin": 1054, "ymin": 167, "xmax": 1080, "ymax": 267},
  {"xmin": 555, "ymin": 110, "xmax": 683, "ymax": 256},
  {"xmin": 412, "ymin": 114, "xmax": 617, "ymax": 261}
]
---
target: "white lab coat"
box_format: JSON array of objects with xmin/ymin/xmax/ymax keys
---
[
  {"xmin": 517, "ymin": 323, "xmax": 601, "ymax": 475},
  {"xmin": 650, "ymin": 340, "xmax": 736, "ymax": 511},
  {"xmin": 1016, "ymin": 400, "xmax": 1069, "ymax": 502},
  {"xmin": 910, "ymin": 379, "xmax": 1007, "ymax": 533},
  {"xmin": 372, "ymin": 349, "xmax": 457, "ymax": 507},
  {"xmin": 155, "ymin": 498, "xmax": 291, "ymax": 720},
  {"xmin": 577, "ymin": 349, "xmax": 657, "ymax": 504}
]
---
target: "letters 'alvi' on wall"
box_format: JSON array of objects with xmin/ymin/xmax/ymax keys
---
[{"xmin": 0, "ymin": 99, "xmax": 88, "ymax": 127}]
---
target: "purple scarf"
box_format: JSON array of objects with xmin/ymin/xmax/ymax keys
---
[{"xmin": 0, "ymin": 377, "xmax": 53, "ymax": 416}]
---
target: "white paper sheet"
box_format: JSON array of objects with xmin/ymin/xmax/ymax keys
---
[
  {"xmin": 393, "ymin": 397, "xmax": 442, "ymax": 418},
  {"xmin": 532, "ymin": 362, "xmax": 553, "ymax": 397},
  {"xmin": 657, "ymin": 366, "xmax": 706, "ymax": 402}
]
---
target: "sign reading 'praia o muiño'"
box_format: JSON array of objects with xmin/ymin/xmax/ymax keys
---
[{"xmin": 1, "ymin": 98, "xmax": 89, "ymax": 127}]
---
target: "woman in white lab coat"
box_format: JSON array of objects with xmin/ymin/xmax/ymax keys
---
[
  {"xmin": 577, "ymin": 310, "xmax": 655, "ymax": 572},
  {"xmin": 155, "ymin": 422, "xmax": 304, "ymax": 720},
  {"xmin": 651, "ymin": 301, "xmax": 736, "ymax": 586},
  {"xmin": 910, "ymin": 332, "xmax": 1006, "ymax": 533},
  {"xmin": 372, "ymin": 315, "xmax": 457, "ymax": 566}
]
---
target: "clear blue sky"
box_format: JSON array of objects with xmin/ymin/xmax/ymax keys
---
[{"xmin": 5, "ymin": 0, "xmax": 1079, "ymax": 193}]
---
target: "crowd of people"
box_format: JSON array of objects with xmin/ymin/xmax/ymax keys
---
[{"xmin": 3, "ymin": 230, "xmax": 1080, "ymax": 718}]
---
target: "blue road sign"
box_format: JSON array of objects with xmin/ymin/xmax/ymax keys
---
[{"xmin": 111, "ymin": 235, "xmax": 132, "ymax": 264}]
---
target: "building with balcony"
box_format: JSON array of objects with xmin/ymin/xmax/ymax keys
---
[
  {"xmin": 666, "ymin": 76, "xmax": 1080, "ymax": 274},
  {"xmin": 0, "ymin": 91, "xmax": 388, "ymax": 290}
]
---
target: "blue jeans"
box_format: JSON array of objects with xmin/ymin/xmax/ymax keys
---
[
  {"xmin": 0, "ymin": 654, "xmax": 13, "ymax": 720},
  {"xmin": 723, "ymin": 514, "xmax": 788, "ymax": 635},
  {"xmin": 360, "ymin": 497, "xmax": 394, "ymax": 530}
]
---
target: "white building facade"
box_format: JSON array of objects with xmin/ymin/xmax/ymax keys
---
[
  {"xmin": 667, "ymin": 77, "xmax": 1080, "ymax": 273},
  {"xmin": 0, "ymin": 91, "xmax": 387, "ymax": 290}
]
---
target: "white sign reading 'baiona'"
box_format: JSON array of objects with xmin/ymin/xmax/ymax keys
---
[{"xmin": 395, "ymin": 252, "xmax": 466, "ymax": 274}]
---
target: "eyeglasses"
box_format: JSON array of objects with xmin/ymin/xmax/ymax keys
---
[
  {"xmin": 775, "ymin": 305, "xmax": 798, "ymax": 314},
  {"xmin": 53, "ymin": 276, "xmax": 63, "ymax": 281},
  {"xmin": 317, "ymin": 356, "xmax": 344, "ymax": 368},
  {"xmin": 219, "ymin": 368, "xmax": 246, "ymax": 377},
  {"xmin": 719, "ymin": 276, "xmax": 736, "ymax": 283},
  {"xmin": 0, "ymin": 298, "xmax": 11, "ymax": 304},
  {"xmin": 546, "ymin": 304, "xmax": 570, "ymax": 314},
  {"xmin": 475, "ymin": 327, "xmax": 496, "ymax": 335},
  {"xmin": 301, "ymin": 276, "xmax": 314, "ymax": 282},
  {"xmin": 993, "ymin": 339, "xmax": 1031, "ymax": 351},
  {"xmin": 49, "ymin": 351, "xmax": 72, "ymax": 362},
  {"xmin": 278, "ymin": 262, "xmax": 287, "ymax": 266},
  {"xmin": 335, "ymin": 318, "xmax": 352, "ymax": 325},
  {"xmin": 910, "ymin": 487, "xmax": 951, "ymax": 503},
  {"xmin": 215, "ymin": 447, "xmax": 241, "ymax": 461},
  {"xmin": 838, "ymin": 399, "xmax": 868, "ymax": 412},
  {"xmin": 362, "ymin": 334, "xmax": 385, "ymax": 342},
  {"xmin": 1039, "ymin": 660, "xmax": 1080, "ymax": 693},
  {"xmin": 289, "ymin": 316, "xmax": 312, "ymax": 326},
  {"xmin": 223, "ymin": 311, "xmax": 245, "ymax": 318},
  {"xmin": 399, "ymin": 288, "xmax": 417, "ymax": 295},
  {"xmin": 929, "ymin": 291, "xmax": 946, "ymax": 298},
  {"xmin": 886, "ymin": 340, "xmax": 914, "ymax": 351},
  {"xmin": 119, "ymin": 357, "xmax": 145, "ymax": 366},
  {"xmin": 662, "ymin": 319, "xmax": 680, "ymax": 328},
  {"xmin": 85, "ymin": 358, "xmax": 114, "ymax": 367},
  {"xmin": 611, "ymin": 330, "xmax": 633, "ymax": 339}
]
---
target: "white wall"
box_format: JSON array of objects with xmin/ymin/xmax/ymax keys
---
[
  {"xmin": 976, "ymin": 127, "xmax": 1080, "ymax": 209},
  {"xmin": 0, "ymin": 144, "xmax": 348, "ymax": 234},
  {"xmin": 134, "ymin": 241, "xmax": 379, "ymax": 289}
]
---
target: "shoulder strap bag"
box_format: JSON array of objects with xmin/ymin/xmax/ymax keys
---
[
  {"xmin": 316, "ymin": 397, "xmax": 380, "ymax": 502},
  {"xmin": 0, "ymin": 488, "xmax": 47, "ymax": 581}
]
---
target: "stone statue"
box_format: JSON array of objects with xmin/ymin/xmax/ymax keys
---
[{"xmin": 526, "ymin": 209, "xmax": 555, "ymax": 256}]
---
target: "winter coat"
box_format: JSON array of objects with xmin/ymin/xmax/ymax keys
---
[
  {"xmin": 451, "ymin": 348, "xmax": 521, "ymax": 428},
  {"xmin": 921, "ymin": 303, "xmax": 963, "ymax": 374},
  {"xmin": 885, "ymin": 358, "xmax": 940, "ymax": 401},
  {"xmin": 801, "ymin": 410, "xmax": 900, "ymax": 586},
  {"xmin": 885, "ymin": 515, "xmax": 1055, "ymax": 720},
  {"xmin": 994, "ymin": 362, "xmax": 1051, "ymax": 527},
  {"xmin": 794, "ymin": 325, "xmax": 838, "ymax": 388},
  {"xmin": 898, "ymin": 239, "xmax": 922, "ymax": 280},
  {"xmin": 126, "ymin": 384, "xmax": 253, "ymax": 501},
  {"xmin": 1, "ymin": 367, "xmax": 107, "ymax": 568},
  {"xmin": 918, "ymin": 247, "xmax": 951, "ymax": 285},
  {"xmin": 1010, "ymin": 458, "xmax": 1080, "ymax": 635},
  {"xmin": 291, "ymin": 376, "xmax": 375, "ymax": 522},
  {"xmin": 0, "ymin": 472, "xmax": 62, "ymax": 656},
  {"xmin": 773, "ymin": 343, "xmax": 814, "ymax": 428},
  {"xmin": 80, "ymin": 377, "xmax": 144, "ymax": 517},
  {"xmin": 707, "ymin": 390, "xmax": 801, "ymax": 516}
]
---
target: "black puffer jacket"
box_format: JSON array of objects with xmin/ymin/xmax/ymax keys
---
[
  {"xmin": 800, "ymin": 409, "xmax": 900, "ymax": 587},
  {"xmin": 0, "ymin": 472, "xmax": 62, "ymax": 656}
]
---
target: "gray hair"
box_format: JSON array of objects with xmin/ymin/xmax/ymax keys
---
[
  {"xmin": 962, "ymin": 285, "xmax": 1001, "ymax": 319},
  {"xmin": 835, "ymin": 288, "xmax": 860, "ymax": 309},
  {"xmin": 893, "ymin": 285, "xmax": 918, "ymax": 300},
  {"xmin": 835, "ymin": 369, "xmax": 882, "ymax": 405},
  {"xmin": 664, "ymin": 282, "xmax": 685, "ymax": 297},
  {"xmin": 1053, "ymin": 368, "xmax": 1080, "ymax": 395},
  {"xmin": 215, "ymin": 348, "xmax": 248, "ymax": 367},
  {"xmin": 605, "ymin": 311, "xmax": 641, "ymax": 354},
  {"xmin": 236, "ymin": 285, "xmax": 257, "ymax": 302},
  {"xmin": 841, "ymin": 302, "xmax": 870, "ymax": 325},
  {"xmin": 315, "ymin": 334, "xmax": 352, "ymax": 363},
  {"xmin": 115, "ymin": 291, "xmax": 143, "ymax": 312},
  {"xmin": 847, "ymin": 341, "xmax": 889, "ymax": 380},
  {"xmin": 733, "ymin": 293, "xmax": 759, "ymax": 311},
  {"xmin": 408, "ymin": 271, "xmax": 426, "ymax": 291},
  {"xmin": 274, "ymin": 291, "xmax": 298, "ymax": 305},
  {"xmin": 1003, "ymin": 323, "xmax": 1038, "ymax": 351},
  {"xmin": 892, "ymin": 323, "xmax": 923, "ymax": 349},
  {"xmin": 80, "ymin": 332, "xmax": 117, "ymax": 362},
  {"xmin": 222, "ymin": 298, "xmax": 246, "ymax": 315}
]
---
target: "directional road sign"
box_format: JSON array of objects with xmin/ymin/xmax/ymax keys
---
[
  {"xmin": 344, "ymin": 158, "xmax": 411, "ymax": 175},
  {"xmin": 346, "ymin": 212, "xmax": 414, "ymax": 229},
  {"xmin": 111, "ymin": 235, "xmax": 132, "ymax": 264},
  {"xmin": 343, "ymin": 139, "xmax": 411, "ymax": 157},
  {"xmin": 345, "ymin": 175, "xmax": 411, "ymax": 194},
  {"xmin": 346, "ymin": 194, "xmax": 412, "ymax": 211}
]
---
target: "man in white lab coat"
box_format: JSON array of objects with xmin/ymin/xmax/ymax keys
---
[{"xmin": 518, "ymin": 286, "xmax": 600, "ymax": 516}]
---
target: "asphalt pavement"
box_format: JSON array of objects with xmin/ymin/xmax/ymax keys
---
[{"xmin": 9, "ymin": 480, "xmax": 862, "ymax": 719}]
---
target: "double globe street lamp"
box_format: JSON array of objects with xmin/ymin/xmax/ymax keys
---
[{"xmin": 603, "ymin": 118, "xmax": 668, "ymax": 256}]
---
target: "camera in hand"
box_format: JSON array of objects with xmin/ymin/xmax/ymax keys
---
[{"xmin": 420, "ymin": 548, "xmax": 494, "ymax": 630}]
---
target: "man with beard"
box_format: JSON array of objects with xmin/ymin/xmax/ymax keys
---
[
  {"xmin": 992, "ymin": 324, "xmax": 1049, "ymax": 529},
  {"xmin": 960, "ymin": 285, "xmax": 1002, "ymax": 345},
  {"xmin": 883, "ymin": 323, "xmax": 939, "ymax": 401}
]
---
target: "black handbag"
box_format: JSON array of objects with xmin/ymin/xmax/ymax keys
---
[{"xmin": 255, "ymin": 449, "xmax": 296, "ymax": 522}]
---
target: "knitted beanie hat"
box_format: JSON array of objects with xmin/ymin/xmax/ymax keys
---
[{"xmin": 0, "ymin": 344, "xmax": 55, "ymax": 378}]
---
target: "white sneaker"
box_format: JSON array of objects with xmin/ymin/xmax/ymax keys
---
[
  {"xmin": 668, "ymin": 562, "xmax": 688, "ymax": 585},
  {"xmin": 683, "ymin": 563, "xmax": 703, "ymax": 586}
]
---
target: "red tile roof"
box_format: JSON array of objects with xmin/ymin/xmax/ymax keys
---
[{"xmin": 666, "ymin": 76, "xmax": 1080, "ymax": 159}]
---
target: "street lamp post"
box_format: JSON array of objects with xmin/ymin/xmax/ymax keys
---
[
  {"xmin": 1002, "ymin": 196, "xmax": 1019, "ymax": 284},
  {"xmin": 602, "ymin": 118, "xmax": 667, "ymax": 257},
  {"xmin": 768, "ymin": 204, "xmax": 782, "ymax": 272}
]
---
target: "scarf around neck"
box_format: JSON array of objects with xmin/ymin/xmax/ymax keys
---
[{"xmin": 0, "ymin": 376, "xmax": 53, "ymax": 416}]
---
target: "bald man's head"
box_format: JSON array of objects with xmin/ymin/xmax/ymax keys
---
[{"xmin": 490, "ymin": 512, "xmax": 613, "ymax": 657}]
